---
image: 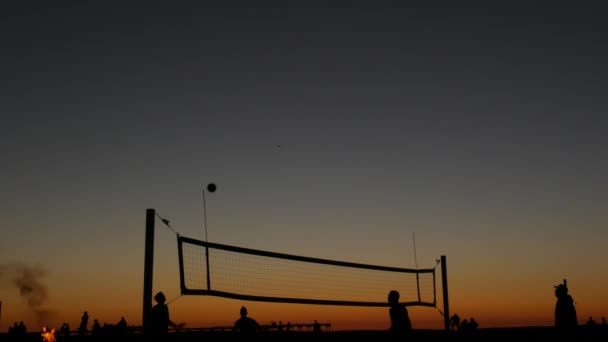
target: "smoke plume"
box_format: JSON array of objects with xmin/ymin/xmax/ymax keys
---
[{"xmin": 0, "ymin": 261, "xmax": 49, "ymax": 308}]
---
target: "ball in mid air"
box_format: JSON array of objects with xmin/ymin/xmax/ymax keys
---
[{"xmin": 206, "ymin": 183, "xmax": 217, "ymax": 193}]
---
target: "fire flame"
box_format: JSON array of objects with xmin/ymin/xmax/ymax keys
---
[{"xmin": 41, "ymin": 326, "xmax": 56, "ymax": 342}]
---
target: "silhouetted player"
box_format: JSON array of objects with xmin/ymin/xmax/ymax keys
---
[
  {"xmin": 147, "ymin": 291, "xmax": 178, "ymax": 339},
  {"xmin": 449, "ymin": 313, "xmax": 461, "ymax": 332},
  {"xmin": 234, "ymin": 306, "xmax": 260, "ymax": 335},
  {"xmin": 79, "ymin": 311, "xmax": 89, "ymax": 336},
  {"xmin": 554, "ymin": 283, "xmax": 578, "ymax": 335},
  {"xmin": 388, "ymin": 290, "xmax": 411, "ymax": 339}
]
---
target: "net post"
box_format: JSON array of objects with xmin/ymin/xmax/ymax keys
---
[
  {"xmin": 142, "ymin": 208, "xmax": 155, "ymax": 331},
  {"xmin": 205, "ymin": 246, "xmax": 211, "ymax": 290},
  {"xmin": 177, "ymin": 235, "xmax": 187, "ymax": 294},
  {"xmin": 441, "ymin": 255, "xmax": 450, "ymax": 332}
]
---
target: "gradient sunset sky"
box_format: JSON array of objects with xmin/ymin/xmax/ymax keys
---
[{"xmin": 1, "ymin": 1, "xmax": 607, "ymax": 332}]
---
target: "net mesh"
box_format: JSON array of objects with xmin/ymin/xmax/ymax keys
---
[{"xmin": 179, "ymin": 236, "xmax": 436, "ymax": 307}]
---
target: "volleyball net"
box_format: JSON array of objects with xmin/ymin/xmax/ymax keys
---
[{"xmin": 177, "ymin": 235, "xmax": 438, "ymax": 307}]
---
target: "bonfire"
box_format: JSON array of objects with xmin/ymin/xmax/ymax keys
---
[{"xmin": 41, "ymin": 326, "xmax": 56, "ymax": 342}]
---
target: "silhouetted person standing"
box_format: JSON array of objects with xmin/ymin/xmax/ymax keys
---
[
  {"xmin": 79, "ymin": 311, "xmax": 89, "ymax": 336},
  {"xmin": 9, "ymin": 321, "xmax": 27, "ymax": 340},
  {"xmin": 468, "ymin": 317, "xmax": 479, "ymax": 331},
  {"xmin": 234, "ymin": 306, "xmax": 260, "ymax": 336},
  {"xmin": 8, "ymin": 322, "xmax": 17, "ymax": 335},
  {"xmin": 117, "ymin": 316, "xmax": 128, "ymax": 336},
  {"xmin": 313, "ymin": 320, "xmax": 322, "ymax": 334},
  {"xmin": 388, "ymin": 290, "xmax": 411, "ymax": 339},
  {"xmin": 60, "ymin": 322, "xmax": 70, "ymax": 339},
  {"xmin": 92, "ymin": 319, "xmax": 101, "ymax": 335},
  {"xmin": 554, "ymin": 283, "xmax": 577, "ymax": 336},
  {"xmin": 147, "ymin": 291, "xmax": 178, "ymax": 340},
  {"xmin": 449, "ymin": 313, "xmax": 461, "ymax": 332},
  {"xmin": 460, "ymin": 319, "xmax": 469, "ymax": 333}
]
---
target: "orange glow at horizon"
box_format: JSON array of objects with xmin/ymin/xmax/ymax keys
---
[
  {"xmin": 4, "ymin": 289, "xmax": 606, "ymax": 333},
  {"xmin": 4, "ymin": 261, "xmax": 608, "ymax": 333}
]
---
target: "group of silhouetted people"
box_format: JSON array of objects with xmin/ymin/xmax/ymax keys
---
[
  {"xmin": 586, "ymin": 316, "xmax": 608, "ymax": 326},
  {"xmin": 448, "ymin": 313, "xmax": 479, "ymax": 337},
  {"xmin": 6, "ymin": 284, "xmax": 600, "ymax": 340},
  {"xmin": 72, "ymin": 309, "xmax": 130, "ymax": 339},
  {"xmin": 7, "ymin": 321, "xmax": 27, "ymax": 340},
  {"xmin": 144, "ymin": 291, "xmax": 324, "ymax": 338},
  {"xmin": 145, "ymin": 290, "xmax": 332, "ymax": 339},
  {"xmin": 142, "ymin": 289, "xmax": 413, "ymax": 339},
  {"xmin": 6, "ymin": 310, "xmax": 129, "ymax": 341}
]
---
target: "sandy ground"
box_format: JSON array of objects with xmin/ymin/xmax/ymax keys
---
[{"xmin": 3, "ymin": 325, "xmax": 607, "ymax": 342}]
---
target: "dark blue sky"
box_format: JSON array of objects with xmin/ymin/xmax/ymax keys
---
[{"xmin": 1, "ymin": 1, "xmax": 607, "ymax": 330}]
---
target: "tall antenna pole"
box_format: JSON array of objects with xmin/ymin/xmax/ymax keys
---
[
  {"xmin": 413, "ymin": 232, "xmax": 419, "ymax": 269},
  {"xmin": 203, "ymin": 189, "xmax": 209, "ymax": 242},
  {"xmin": 413, "ymin": 232, "xmax": 421, "ymax": 302},
  {"xmin": 202, "ymin": 183, "xmax": 216, "ymax": 291}
]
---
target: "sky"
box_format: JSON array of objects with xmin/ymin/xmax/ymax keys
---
[{"xmin": 1, "ymin": 1, "xmax": 607, "ymax": 332}]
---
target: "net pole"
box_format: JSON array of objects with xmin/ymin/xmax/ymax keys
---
[
  {"xmin": 441, "ymin": 255, "xmax": 450, "ymax": 332},
  {"xmin": 413, "ymin": 233, "xmax": 421, "ymax": 302},
  {"xmin": 178, "ymin": 235, "xmax": 187, "ymax": 294},
  {"xmin": 142, "ymin": 208, "xmax": 155, "ymax": 331}
]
